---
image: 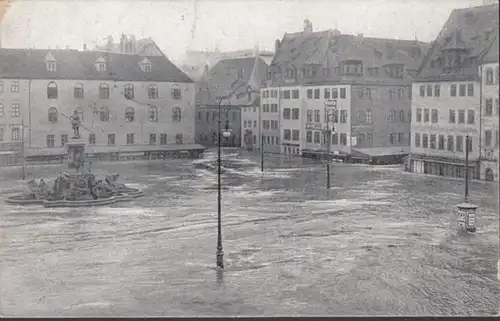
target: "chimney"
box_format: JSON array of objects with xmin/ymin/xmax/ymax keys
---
[
  {"xmin": 120, "ymin": 34, "xmax": 126, "ymax": 53},
  {"xmin": 130, "ymin": 35, "xmax": 136, "ymax": 53},
  {"xmin": 303, "ymin": 18, "xmax": 313, "ymax": 33},
  {"xmin": 107, "ymin": 35, "xmax": 114, "ymax": 51},
  {"xmin": 275, "ymin": 39, "xmax": 281, "ymax": 53}
]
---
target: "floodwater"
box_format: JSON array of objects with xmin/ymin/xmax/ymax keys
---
[{"xmin": 0, "ymin": 149, "xmax": 498, "ymax": 316}]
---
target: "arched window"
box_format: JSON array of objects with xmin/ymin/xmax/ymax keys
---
[
  {"xmin": 148, "ymin": 84, "xmax": 159, "ymax": 99},
  {"xmin": 124, "ymin": 84, "xmax": 134, "ymax": 100},
  {"xmin": 100, "ymin": 107, "xmax": 109, "ymax": 121},
  {"xmin": 75, "ymin": 107, "xmax": 84, "ymax": 122},
  {"xmin": 171, "ymin": 84, "xmax": 181, "ymax": 99},
  {"xmin": 47, "ymin": 82, "xmax": 58, "ymax": 99},
  {"xmin": 149, "ymin": 106, "xmax": 158, "ymax": 122},
  {"xmin": 172, "ymin": 107, "xmax": 181, "ymax": 122},
  {"xmin": 99, "ymin": 83, "xmax": 109, "ymax": 99},
  {"xmin": 74, "ymin": 83, "xmax": 84, "ymax": 98},
  {"xmin": 125, "ymin": 107, "xmax": 134, "ymax": 122},
  {"xmin": 486, "ymin": 67, "xmax": 494, "ymax": 84},
  {"xmin": 48, "ymin": 107, "xmax": 58, "ymax": 123}
]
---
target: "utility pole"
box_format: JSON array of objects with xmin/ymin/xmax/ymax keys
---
[{"xmin": 21, "ymin": 119, "xmax": 26, "ymax": 180}]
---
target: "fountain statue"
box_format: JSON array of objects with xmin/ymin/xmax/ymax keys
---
[{"xmin": 5, "ymin": 114, "xmax": 144, "ymax": 207}]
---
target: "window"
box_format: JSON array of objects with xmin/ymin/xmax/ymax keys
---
[
  {"xmin": 388, "ymin": 89, "xmax": 395, "ymax": 100},
  {"xmin": 47, "ymin": 60, "xmax": 56, "ymax": 72},
  {"xmin": 160, "ymin": 133, "xmax": 167, "ymax": 145},
  {"xmin": 419, "ymin": 85, "xmax": 425, "ymax": 97},
  {"xmin": 486, "ymin": 68, "xmax": 494, "ymax": 84},
  {"xmin": 438, "ymin": 135, "xmax": 444, "ymax": 150},
  {"xmin": 148, "ymin": 85, "xmax": 159, "ymax": 99},
  {"xmin": 284, "ymin": 129, "xmax": 291, "ymax": 140},
  {"xmin": 485, "ymin": 130, "xmax": 492, "ymax": 147},
  {"xmin": 398, "ymin": 133, "xmax": 404, "ymax": 144},
  {"xmin": 358, "ymin": 110, "xmax": 366, "ymax": 123},
  {"xmin": 292, "ymin": 90, "xmax": 299, "ymax": 99},
  {"xmin": 459, "ymin": 84, "xmax": 466, "ymax": 97},
  {"xmin": 389, "ymin": 133, "xmax": 395, "ymax": 145},
  {"xmin": 74, "ymin": 83, "xmax": 84, "ymax": 98},
  {"xmin": 11, "ymin": 103, "xmax": 20, "ymax": 117},
  {"xmin": 340, "ymin": 88, "xmax": 346, "ymax": 99},
  {"xmin": 458, "ymin": 110, "xmax": 465, "ymax": 124},
  {"xmin": 100, "ymin": 107, "xmax": 109, "ymax": 121},
  {"xmin": 99, "ymin": 83, "xmax": 109, "ymax": 99},
  {"xmin": 263, "ymin": 104, "xmax": 269, "ymax": 112},
  {"xmin": 149, "ymin": 106, "xmax": 158, "ymax": 122},
  {"xmin": 125, "ymin": 107, "xmax": 134, "ymax": 122},
  {"xmin": 307, "ymin": 89, "xmax": 313, "ymax": 99},
  {"xmin": 96, "ymin": 62, "xmax": 106, "ymax": 72},
  {"xmin": 332, "ymin": 88, "xmax": 338, "ymax": 99},
  {"xmin": 172, "ymin": 107, "xmax": 182, "ymax": 122},
  {"xmin": 467, "ymin": 137, "xmax": 472, "ymax": 152},
  {"xmin": 46, "ymin": 134, "xmax": 55, "ymax": 147},
  {"xmin": 431, "ymin": 109, "xmax": 438, "ymax": 123},
  {"xmin": 467, "ymin": 83, "xmax": 474, "ymax": 96},
  {"xmin": 430, "ymin": 134, "xmax": 436, "ymax": 149},
  {"xmin": 61, "ymin": 134, "xmax": 68, "ymax": 146},
  {"xmin": 313, "ymin": 131, "xmax": 320, "ymax": 143},
  {"xmin": 11, "ymin": 81, "xmax": 19, "ymax": 93},
  {"xmin": 0, "ymin": 81, "xmax": 3, "ymax": 93},
  {"xmin": 47, "ymin": 82, "xmax": 58, "ymax": 99},
  {"xmin": 48, "ymin": 107, "xmax": 58, "ymax": 123},
  {"xmin": 108, "ymin": 134, "xmax": 115, "ymax": 145},
  {"xmin": 333, "ymin": 109, "xmax": 339, "ymax": 123},
  {"xmin": 307, "ymin": 110, "xmax": 313, "ymax": 122},
  {"xmin": 253, "ymin": 120, "xmax": 257, "ymax": 128},
  {"xmin": 171, "ymin": 85, "xmax": 182, "ymax": 99},
  {"xmin": 467, "ymin": 110, "xmax": 474, "ymax": 124},
  {"xmin": 389, "ymin": 109, "xmax": 395, "ymax": 123},
  {"xmin": 399, "ymin": 110, "xmax": 405, "ymax": 122},
  {"xmin": 424, "ymin": 109, "xmax": 429, "ymax": 122},
  {"xmin": 496, "ymin": 99, "xmax": 500, "ymax": 115},
  {"xmin": 149, "ymin": 133, "xmax": 157, "ymax": 145},
  {"xmin": 314, "ymin": 110, "xmax": 320, "ymax": 123},
  {"xmin": 496, "ymin": 66, "xmax": 500, "ymax": 84},
  {"xmin": 271, "ymin": 120, "xmax": 278, "ymax": 129},
  {"xmin": 485, "ymin": 98, "xmax": 493, "ymax": 115},
  {"xmin": 398, "ymin": 89, "xmax": 404, "ymax": 100},
  {"xmin": 88, "ymin": 133, "xmax": 96, "ymax": 145},
  {"xmin": 0, "ymin": 125, "xmax": 4, "ymax": 141},
  {"xmin": 340, "ymin": 110, "xmax": 347, "ymax": 123},
  {"xmin": 313, "ymin": 89, "xmax": 320, "ymax": 99},
  {"xmin": 143, "ymin": 64, "xmax": 152, "ymax": 73},
  {"xmin": 366, "ymin": 110, "xmax": 372, "ymax": 124},
  {"xmin": 340, "ymin": 133, "xmax": 347, "ymax": 145},
  {"xmin": 126, "ymin": 133, "xmax": 135, "ymax": 145},
  {"xmin": 324, "ymin": 88, "xmax": 331, "ymax": 99},
  {"xmin": 283, "ymin": 108, "xmax": 291, "ymax": 119},
  {"xmin": 451, "ymin": 84, "xmax": 457, "ymax": 97},
  {"xmin": 332, "ymin": 133, "xmax": 339, "ymax": 145},
  {"xmin": 415, "ymin": 133, "xmax": 421, "ymax": 147},
  {"xmin": 271, "ymin": 104, "xmax": 278, "ymax": 112},
  {"xmin": 456, "ymin": 135, "xmax": 463, "ymax": 151},
  {"xmin": 426, "ymin": 85, "xmax": 432, "ymax": 97},
  {"xmin": 447, "ymin": 135, "xmax": 454, "ymax": 151},
  {"xmin": 422, "ymin": 134, "xmax": 428, "ymax": 148},
  {"xmin": 416, "ymin": 108, "xmax": 422, "ymax": 122},
  {"xmin": 292, "ymin": 130, "xmax": 299, "ymax": 141},
  {"xmin": 283, "ymin": 90, "xmax": 291, "ymax": 99},
  {"xmin": 243, "ymin": 120, "xmax": 247, "ymax": 128},
  {"xmin": 124, "ymin": 84, "xmax": 134, "ymax": 99},
  {"xmin": 434, "ymin": 85, "xmax": 440, "ymax": 97},
  {"xmin": 263, "ymin": 120, "xmax": 270, "ymax": 129},
  {"xmin": 306, "ymin": 131, "xmax": 312, "ymax": 143}
]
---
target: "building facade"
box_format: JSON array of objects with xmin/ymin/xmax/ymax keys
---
[
  {"xmin": 407, "ymin": 3, "xmax": 499, "ymax": 179},
  {"xmin": 0, "ymin": 47, "xmax": 202, "ymax": 161},
  {"xmin": 264, "ymin": 20, "xmax": 428, "ymax": 162}
]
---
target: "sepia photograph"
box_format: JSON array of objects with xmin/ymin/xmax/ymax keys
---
[{"xmin": 0, "ymin": 0, "xmax": 498, "ymax": 317}]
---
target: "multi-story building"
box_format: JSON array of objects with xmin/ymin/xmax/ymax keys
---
[
  {"xmin": 479, "ymin": 34, "xmax": 499, "ymax": 181},
  {"xmin": 407, "ymin": 3, "xmax": 499, "ymax": 179},
  {"xmin": 265, "ymin": 19, "xmax": 429, "ymax": 163},
  {"xmin": 0, "ymin": 47, "xmax": 204, "ymax": 163},
  {"xmin": 195, "ymin": 55, "xmax": 268, "ymax": 148},
  {"xmin": 259, "ymin": 87, "xmax": 281, "ymax": 153}
]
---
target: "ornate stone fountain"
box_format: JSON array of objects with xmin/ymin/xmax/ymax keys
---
[{"xmin": 6, "ymin": 112, "xmax": 144, "ymax": 207}]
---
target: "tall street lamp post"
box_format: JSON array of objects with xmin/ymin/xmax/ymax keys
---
[
  {"xmin": 323, "ymin": 103, "xmax": 336, "ymax": 189},
  {"xmin": 456, "ymin": 135, "xmax": 477, "ymax": 233},
  {"xmin": 216, "ymin": 96, "xmax": 231, "ymax": 269}
]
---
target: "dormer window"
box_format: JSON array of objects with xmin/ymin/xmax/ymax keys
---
[
  {"xmin": 139, "ymin": 58, "xmax": 152, "ymax": 72},
  {"xmin": 341, "ymin": 60, "xmax": 363, "ymax": 76},
  {"xmin": 45, "ymin": 52, "xmax": 56, "ymax": 72},
  {"xmin": 285, "ymin": 67, "xmax": 296, "ymax": 79},
  {"xmin": 94, "ymin": 57, "xmax": 107, "ymax": 72},
  {"xmin": 384, "ymin": 64, "xmax": 404, "ymax": 78}
]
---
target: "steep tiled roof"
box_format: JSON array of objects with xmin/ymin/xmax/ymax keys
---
[
  {"xmin": 416, "ymin": 3, "xmax": 499, "ymax": 81},
  {"xmin": 195, "ymin": 56, "xmax": 268, "ymax": 106},
  {"xmin": 0, "ymin": 48, "xmax": 193, "ymax": 83},
  {"xmin": 269, "ymin": 28, "xmax": 430, "ymax": 86}
]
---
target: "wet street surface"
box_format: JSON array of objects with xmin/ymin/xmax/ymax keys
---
[{"xmin": 0, "ymin": 148, "xmax": 498, "ymax": 316}]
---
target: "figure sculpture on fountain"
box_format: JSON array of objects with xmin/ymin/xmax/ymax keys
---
[{"xmin": 69, "ymin": 110, "xmax": 81, "ymax": 139}]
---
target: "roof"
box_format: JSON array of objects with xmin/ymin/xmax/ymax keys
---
[
  {"xmin": 0, "ymin": 48, "xmax": 193, "ymax": 83},
  {"xmin": 195, "ymin": 56, "xmax": 268, "ymax": 106},
  {"xmin": 416, "ymin": 3, "xmax": 499, "ymax": 81},
  {"xmin": 269, "ymin": 29, "xmax": 430, "ymax": 86}
]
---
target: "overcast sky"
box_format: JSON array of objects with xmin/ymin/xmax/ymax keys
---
[{"xmin": 0, "ymin": 0, "xmax": 485, "ymax": 63}]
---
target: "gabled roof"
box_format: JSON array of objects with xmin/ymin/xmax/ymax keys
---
[
  {"xmin": 0, "ymin": 48, "xmax": 193, "ymax": 83},
  {"xmin": 416, "ymin": 3, "xmax": 499, "ymax": 81},
  {"xmin": 196, "ymin": 56, "xmax": 268, "ymax": 106}
]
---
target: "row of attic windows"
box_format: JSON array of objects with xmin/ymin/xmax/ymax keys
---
[
  {"xmin": 45, "ymin": 55, "xmax": 153, "ymax": 73},
  {"xmin": 46, "ymin": 82, "xmax": 182, "ymax": 100},
  {"xmin": 270, "ymin": 63, "xmax": 405, "ymax": 80}
]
